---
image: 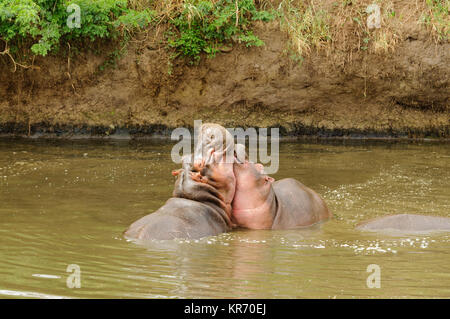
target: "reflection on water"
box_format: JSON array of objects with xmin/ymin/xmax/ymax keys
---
[{"xmin": 0, "ymin": 138, "xmax": 449, "ymax": 298}]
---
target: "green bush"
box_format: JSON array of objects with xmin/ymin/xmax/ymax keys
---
[
  {"xmin": 167, "ymin": 0, "xmax": 275, "ymax": 61},
  {"xmin": 0, "ymin": 0, "xmax": 275, "ymax": 65},
  {"xmin": 0, "ymin": 0, "xmax": 154, "ymax": 56}
]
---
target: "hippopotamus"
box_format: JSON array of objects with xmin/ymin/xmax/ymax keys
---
[
  {"xmin": 124, "ymin": 158, "xmax": 233, "ymax": 240},
  {"xmin": 231, "ymin": 161, "xmax": 332, "ymax": 229},
  {"xmin": 190, "ymin": 123, "xmax": 246, "ymax": 219},
  {"xmin": 356, "ymin": 214, "xmax": 450, "ymax": 233},
  {"xmin": 190, "ymin": 123, "xmax": 331, "ymax": 230}
]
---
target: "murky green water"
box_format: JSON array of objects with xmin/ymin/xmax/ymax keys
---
[{"xmin": 0, "ymin": 138, "xmax": 449, "ymax": 298}]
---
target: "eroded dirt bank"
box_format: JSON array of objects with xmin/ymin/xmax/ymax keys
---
[{"xmin": 0, "ymin": 21, "xmax": 448, "ymax": 139}]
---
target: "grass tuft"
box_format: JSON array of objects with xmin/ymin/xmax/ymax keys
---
[{"xmin": 420, "ymin": 0, "xmax": 449, "ymax": 43}]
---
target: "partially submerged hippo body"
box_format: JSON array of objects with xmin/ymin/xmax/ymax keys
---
[
  {"xmin": 272, "ymin": 178, "xmax": 332, "ymax": 229},
  {"xmin": 231, "ymin": 161, "xmax": 332, "ymax": 230},
  {"xmin": 356, "ymin": 214, "xmax": 450, "ymax": 233},
  {"xmin": 124, "ymin": 160, "xmax": 233, "ymax": 241}
]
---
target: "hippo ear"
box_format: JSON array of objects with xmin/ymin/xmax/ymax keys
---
[{"xmin": 265, "ymin": 176, "xmax": 275, "ymax": 184}]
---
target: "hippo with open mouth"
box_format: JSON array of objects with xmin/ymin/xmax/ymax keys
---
[
  {"xmin": 191, "ymin": 123, "xmax": 332, "ymax": 230},
  {"xmin": 124, "ymin": 157, "xmax": 233, "ymax": 240},
  {"xmin": 125, "ymin": 122, "xmax": 332, "ymax": 240}
]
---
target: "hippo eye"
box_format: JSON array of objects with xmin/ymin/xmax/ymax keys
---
[{"xmin": 211, "ymin": 134, "xmax": 215, "ymax": 139}]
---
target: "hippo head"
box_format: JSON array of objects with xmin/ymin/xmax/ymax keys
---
[
  {"xmin": 231, "ymin": 161, "xmax": 275, "ymax": 229},
  {"xmin": 193, "ymin": 123, "xmax": 235, "ymax": 170},
  {"xmin": 172, "ymin": 155, "xmax": 229, "ymax": 216}
]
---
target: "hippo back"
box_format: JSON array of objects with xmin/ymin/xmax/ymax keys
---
[
  {"xmin": 271, "ymin": 178, "xmax": 331, "ymax": 229},
  {"xmin": 356, "ymin": 214, "xmax": 450, "ymax": 233},
  {"xmin": 124, "ymin": 198, "xmax": 230, "ymax": 240}
]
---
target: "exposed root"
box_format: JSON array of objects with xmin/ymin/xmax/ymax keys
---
[
  {"xmin": 66, "ymin": 42, "xmax": 79, "ymax": 96},
  {"xmin": 0, "ymin": 40, "xmax": 37, "ymax": 72}
]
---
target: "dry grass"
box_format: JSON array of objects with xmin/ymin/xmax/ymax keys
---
[
  {"xmin": 331, "ymin": 0, "xmax": 401, "ymax": 54},
  {"xmin": 418, "ymin": 0, "xmax": 449, "ymax": 43},
  {"xmin": 128, "ymin": 0, "xmax": 154, "ymax": 11},
  {"xmin": 126, "ymin": 0, "xmax": 447, "ymax": 48},
  {"xmin": 278, "ymin": 0, "xmax": 402, "ymax": 58},
  {"xmin": 278, "ymin": 0, "xmax": 332, "ymax": 58},
  {"xmin": 276, "ymin": 0, "xmax": 447, "ymax": 63},
  {"xmin": 128, "ymin": 0, "xmax": 186, "ymax": 22}
]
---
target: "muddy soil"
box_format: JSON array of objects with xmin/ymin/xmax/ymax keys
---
[{"xmin": 0, "ymin": 19, "xmax": 448, "ymax": 138}]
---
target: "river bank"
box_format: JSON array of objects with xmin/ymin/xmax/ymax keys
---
[
  {"xmin": 0, "ymin": 122, "xmax": 449, "ymax": 140},
  {"xmin": 0, "ymin": 1, "xmax": 448, "ymax": 139}
]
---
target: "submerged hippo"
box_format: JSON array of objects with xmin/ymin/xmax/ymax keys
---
[
  {"xmin": 356, "ymin": 214, "xmax": 450, "ymax": 233},
  {"xmin": 124, "ymin": 158, "xmax": 233, "ymax": 241},
  {"xmin": 231, "ymin": 161, "xmax": 332, "ymax": 230}
]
